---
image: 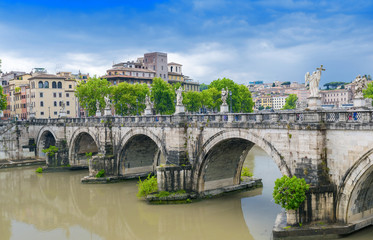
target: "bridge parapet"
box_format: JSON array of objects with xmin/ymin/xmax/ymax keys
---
[{"xmin": 26, "ymin": 109, "xmax": 373, "ymax": 129}]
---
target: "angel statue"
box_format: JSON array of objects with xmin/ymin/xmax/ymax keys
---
[
  {"xmin": 104, "ymin": 95, "xmax": 111, "ymax": 109},
  {"xmin": 305, "ymin": 65, "xmax": 325, "ymax": 98},
  {"xmin": 176, "ymin": 86, "xmax": 183, "ymax": 105},
  {"xmin": 221, "ymin": 88, "xmax": 228, "ymax": 104},
  {"xmin": 353, "ymin": 75, "xmax": 367, "ymax": 99}
]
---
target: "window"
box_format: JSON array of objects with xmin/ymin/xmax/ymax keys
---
[
  {"xmin": 66, "ymin": 101, "xmax": 70, "ymax": 106},
  {"xmin": 59, "ymin": 93, "xmax": 62, "ymax": 97},
  {"xmin": 67, "ymin": 110, "xmax": 70, "ymax": 114},
  {"xmin": 54, "ymin": 101, "xmax": 57, "ymax": 107},
  {"xmin": 38, "ymin": 81, "xmax": 43, "ymax": 88},
  {"xmin": 58, "ymin": 82, "xmax": 62, "ymax": 88},
  {"xmin": 40, "ymin": 92, "xmax": 43, "ymax": 98},
  {"xmin": 53, "ymin": 93, "xmax": 57, "ymax": 97},
  {"xmin": 66, "ymin": 93, "xmax": 69, "ymax": 97},
  {"xmin": 31, "ymin": 82, "xmax": 35, "ymax": 89},
  {"xmin": 59, "ymin": 101, "xmax": 62, "ymax": 106},
  {"xmin": 44, "ymin": 81, "xmax": 49, "ymax": 88},
  {"xmin": 41, "ymin": 112, "xmax": 44, "ymax": 115},
  {"xmin": 54, "ymin": 111, "xmax": 57, "ymax": 115},
  {"xmin": 40, "ymin": 101, "xmax": 44, "ymax": 107},
  {"xmin": 52, "ymin": 81, "xmax": 57, "ymax": 88},
  {"xmin": 69, "ymin": 84, "xmax": 72, "ymax": 89}
]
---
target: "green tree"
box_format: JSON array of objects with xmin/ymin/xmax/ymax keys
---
[
  {"xmin": 201, "ymin": 88, "xmax": 221, "ymax": 112},
  {"xmin": 323, "ymin": 81, "xmax": 346, "ymax": 90},
  {"xmin": 273, "ymin": 175, "xmax": 309, "ymax": 210},
  {"xmin": 111, "ymin": 82, "xmax": 149, "ymax": 115},
  {"xmin": 209, "ymin": 78, "xmax": 253, "ymax": 113},
  {"xmin": 281, "ymin": 81, "xmax": 291, "ymax": 86},
  {"xmin": 0, "ymin": 86, "xmax": 6, "ymax": 111},
  {"xmin": 151, "ymin": 78, "xmax": 175, "ymax": 115},
  {"xmin": 199, "ymin": 83, "xmax": 208, "ymax": 91},
  {"xmin": 183, "ymin": 91, "xmax": 202, "ymax": 112},
  {"xmin": 237, "ymin": 84, "xmax": 254, "ymax": 113},
  {"xmin": 75, "ymin": 76, "xmax": 111, "ymax": 116},
  {"xmin": 363, "ymin": 82, "xmax": 373, "ymax": 102},
  {"xmin": 282, "ymin": 94, "xmax": 298, "ymax": 110}
]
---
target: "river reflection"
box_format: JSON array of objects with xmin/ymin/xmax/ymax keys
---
[{"xmin": 0, "ymin": 146, "xmax": 372, "ymax": 240}]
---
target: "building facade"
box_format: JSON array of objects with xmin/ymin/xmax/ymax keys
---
[
  {"xmin": 143, "ymin": 52, "xmax": 168, "ymax": 81},
  {"xmin": 320, "ymin": 89, "xmax": 353, "ymax": 108},
  {"xmin": 272, "ymin": 96, "xmax": 287, "ymax": 110},
  {"xmin": 28, "ymin": 73, "xmax": 78, "ymax": 119},
  {"xmin": 168, "ymin": 63, "xmax": 199, "ymax": 92}
]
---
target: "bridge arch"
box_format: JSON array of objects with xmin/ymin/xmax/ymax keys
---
[
  {"xmin": 336, "ymin": 149, "xmax": 373, "ymax": 224},
  {"xmin": 193, "ymin": 129, "xmax": 291, "ymax": 192},
  {"xmin": 117, "ymin": 129, "xmax": 166, "ymax": 177},
  {"xmin": 36, "ymin": 127, "xmax": 57, "ymax": 158},
  {"xmin": 68, "ymin": 129, "xmax": 99, "ymax": 166}
]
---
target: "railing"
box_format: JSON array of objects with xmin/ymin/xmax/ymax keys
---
[{"xmin": 25, "ymin": 109, "xmax": 373, "ymax": 126}]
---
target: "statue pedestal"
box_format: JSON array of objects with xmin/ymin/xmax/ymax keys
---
[
  {"xmin": 220, "ymin": 104, "xmax": 229, "ymax": 113},
  {"xmin": 95, "ymin": 110, "xmax": 101, "ymax": 117},
  {"xmin": 175, "ymin": 105, "xmax": 185, "ymax": 115},
  {"xmin": 104, "ymin": 108, "xmax": 112, "ymax": 116},
  {"xmin": 144, "ymin": 108, "xmax": 152, "ymax": 115},
  {"xmin": 29, "ymin": 112, "xmax": 36, "ymax": 120},
  {"xmin": 59, "ymin": 111, "xmax": 67, "ymax": 118},
  {"xmin": 353, "ymin": 98, "xmax": 366, "ymax": 108},
  {"xmin": 307, "ymin": 97, "xmax": 322, "ymax": 110}
]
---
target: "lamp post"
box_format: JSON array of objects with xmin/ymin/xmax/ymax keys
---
[
  {"xmin": 229, "ymin": 91, "xmax": 232, "ymax": 113},
  {"xmin": 136, "ymin": 99, "xmax": 139, "ymax": 116},
  {"xmin": 48, "ymin": 107, "xmax": 50, "ymax": 119}
]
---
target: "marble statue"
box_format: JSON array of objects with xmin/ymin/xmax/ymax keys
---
[
  {"xmin": 353, "ymin": 75, "xmax": 367, "ymax": 99},
  {"xmin": 221, "ymin": 88, "xmax": 228, "ymax": 104},
  {"xmin": 96, "ymin": 101, "xmax": 100, "ymax": 111},
  {"xmin": 145, "ymin": 94, "xmax": 151, "ymax": 109},
  {"xmin": 176, "ymin": 86, "xmax": 183, "ymax": 105},
  {"xmin": 104, "ymin": 95, "xmax": 111, "ymax": 109},
  {"xmin": 60, "ymin": 101, "xmax": 65, "ymax": 112},
  {"xmin": 305, "ymin": 65, "xmax": 325, "ymax": 98}
]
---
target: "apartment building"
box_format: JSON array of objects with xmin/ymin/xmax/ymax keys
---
[
  {"xmin": 320, "ymin": 89, "xmax": 353, "ymax": 108},
  {"xmin": 143, "ymin": 52, "xmax": 168, "ymax": 81},
  {"xmin": 272, "ymin": 96, "xmax": 287, "ymax": 110},
  {"xmin": 28, "ymin": 73, "xmax": 78, "ymax": 119},
  {"xmin": 168, "ymin": 62, "xmax": 200, "ymax": 92}
]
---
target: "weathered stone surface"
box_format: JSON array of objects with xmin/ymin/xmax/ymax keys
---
[{"xmin": 1, "ymin": 110, "xmax": 373, "ymax": 229}]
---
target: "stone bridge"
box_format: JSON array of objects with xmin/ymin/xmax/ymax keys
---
[{"xmin": 1, "ymin": 110, "xmax": 373, "ymax": 231}]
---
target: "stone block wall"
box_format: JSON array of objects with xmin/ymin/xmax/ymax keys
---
[{"xmin": 157, "ymin": 165, "xmax": 192, "ymax": 192}]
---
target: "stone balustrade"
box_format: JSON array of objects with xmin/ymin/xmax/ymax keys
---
[{"xmin": 26, "ymin": 109, "xmax": 373, "ymax": 127}]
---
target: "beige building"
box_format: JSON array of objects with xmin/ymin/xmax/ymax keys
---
[
  {"xmin": 272, "ymin": 96, "xmax": 287, "ymax": 110},
  {"xmin": 168, "ymin": 63, "xmax": 199, "ymax": 92},
  {"xmin": 28, "ymin": 73, "xmax": 78, "ymax": 119},
  {"xmin": 320, "ymin": 89, "xmax": 353, "ymax": 107},
  {"xmin": 7, "ymin": 73, "xmax": 32, "ymax": 120}
]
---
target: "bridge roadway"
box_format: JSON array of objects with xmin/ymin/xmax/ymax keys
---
[{"xmin": 0, "ymin": 109, "xmax": 373, "ymax": 231}]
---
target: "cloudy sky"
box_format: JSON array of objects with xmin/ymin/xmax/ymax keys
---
[{"xmin": 0, "ymin": 0, "xmax": 372, "ymax": 85}]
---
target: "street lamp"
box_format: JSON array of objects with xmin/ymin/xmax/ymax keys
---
[
  {"xmin": 48, "ymin": 107, "xmax": 50, "ymax": 119},
  {"xmin": 136, "ymin": 99, "xmax": 139, "ymax": 116},
  {"xmin": 229, "ymin": 91, "xmax": 232, "ymax": 113}
]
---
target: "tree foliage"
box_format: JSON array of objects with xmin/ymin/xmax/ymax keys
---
[
  {"xmin": 323, "ymin": 81, "xmax": 346, "ymax": 90},
  {"xmin": 137, "ymin": 174, "xmax": 158, "ymax": 198},
  {"xmin": 75, "ymin": 76, "xmax": 111, "ymax": 116},
  {"xmin": 273, "ymin": 175, "xmax": 309, "ymax": 210},
  {"xmin": 199, "ymin": 83, "xmax": 208, "ymax": 91},
  {"xmin": 363, "ymin": 82, "xmax": 373, "ymax": 102},
  {"xmin": 201, "ymin": 88, "xmax": 221, "ymax": 112},
  {"xmin": 282, "ymin": 94, "xmax": 298, "ymax": 110},
  {"xmin": 151, "ymin": 78, "xmax": 175, "ymax": 115},
  {"xmin": 183, "ymin": 91, "xmax": 202, "ymax": 113},
  {"xmin": 0, "ymin": 86, "xmax": 6, "ymax": 111},
  {"xmin": 208, "ymin": 78, "xmax": 253, "ymax": 113},
  {"xmin": 281, "ymin": 81, "xmax": 291, "ymax": 86},
  {"xmin": 111, "ymin": 82, "xmax": 149, "ymax": 115},
  {"xmin": 42, "ymin": 145, "xmax": 59, "ymax": 157}
]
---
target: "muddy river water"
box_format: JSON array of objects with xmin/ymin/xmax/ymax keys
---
[{"xmin": 0, "ymin": 146, "xmax": 372, "ymax": 240}]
